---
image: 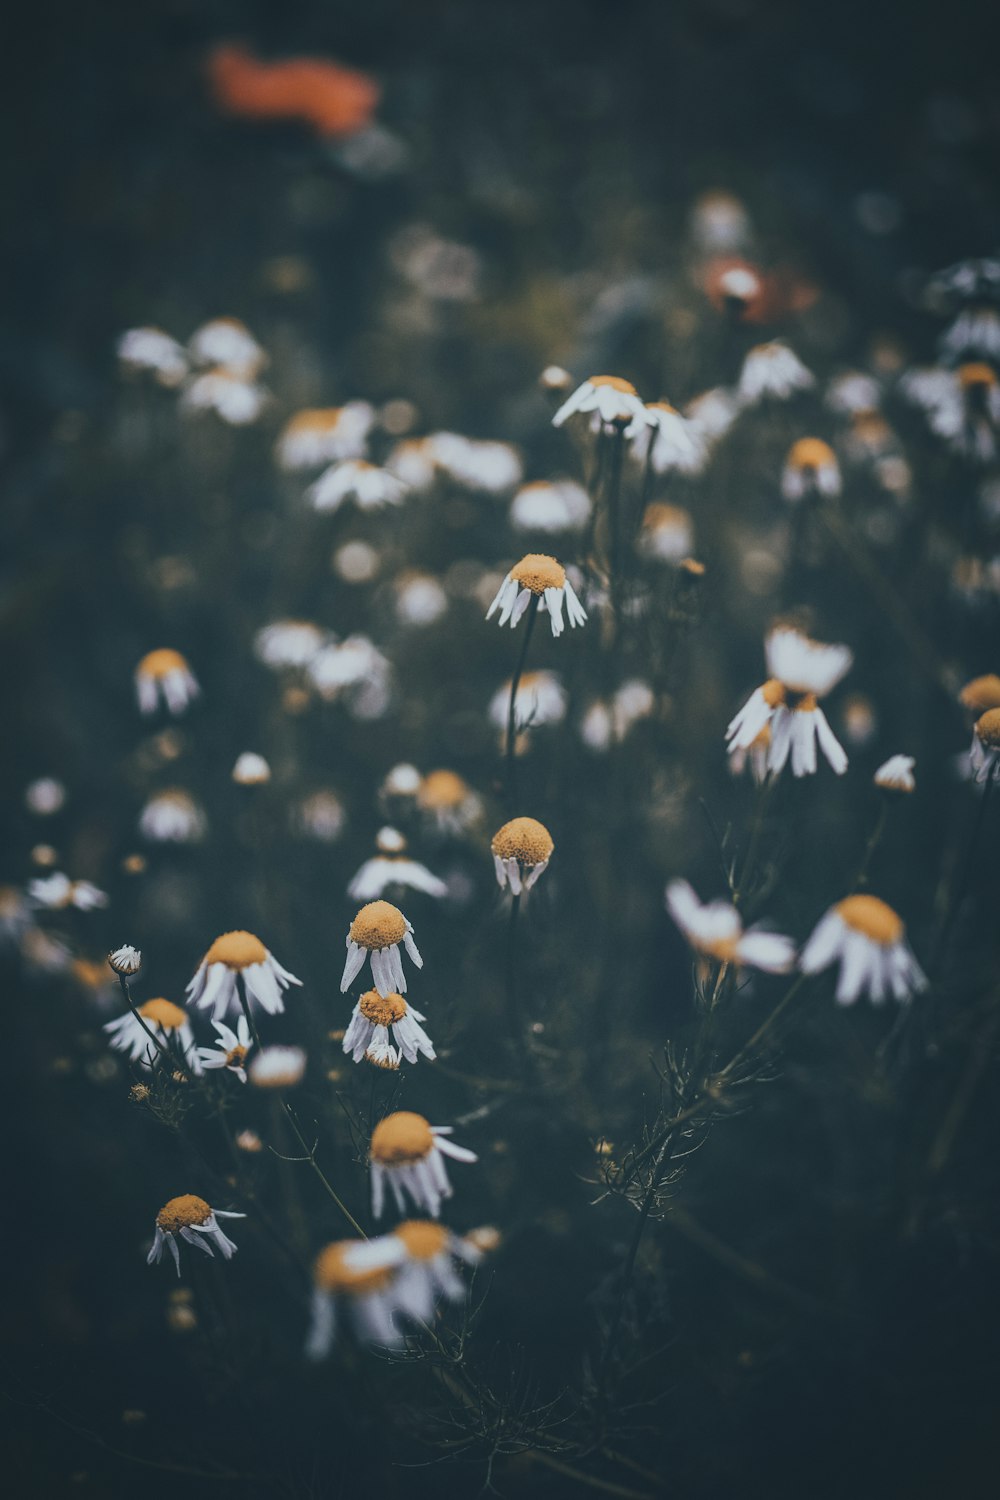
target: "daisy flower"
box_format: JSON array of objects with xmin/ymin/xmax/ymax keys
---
[
  {"xmin": 727, "ymin": 626, "xmax": 853, "ymax": 778},
  {"xmin": 305, "ymin": 1236, "xmax": 408, "ymax": 1355},
  {"xmin": 738, "ymin": 342, "xmax": 815, "ymax": 405},
  {"xmin": 343, "ymin": 989, "xmax": 436, "ymax": 1066},
  {"xmin": 116, "ymin": 327, "xmax": 188, "ymax": 387},
  {"xmin": 427, "ymin": 433, "xmax": 523, "ymax": 493},
  {"xmin": 197, "ymin": 1016, "xmax": 253, "ymax": 1081},
  {"xmin": 781, "ymin": 438, "xmax": 841, "ymax": 501},
  {"xmin": 727, "ymin": 723, "xmax": 771, "ymax": 783},
  {"xmin": 105, "ymin": 998, "xmax": 201, "ymax": 1071},
  {"xmin": 940, "ymin": 307, "xmax": 1000, "ymax": 363},
  {"xmin": 970, "ymin": 708, "xmax": 1000, "ymax": 783},
  {"xmin": 491, "ymin": 816, "xmax": 554, "ymax": 894},
  {"xmin": 186, "ymin": 931, "xmax": 302, "ymax": 1020},
  {"xmin": 107, "ymin": 944, "xmax": 142, "ymax": 976},
  {"xmin": 666, "ymin": 881, "xmax": 795, "ymax": 972},
  {"xmin": 29, "ymin": 872, "xmax": 108, "ymax": 911},
  {"xmin": 139, "ymin": 789, "xmax": 207, "ymax": 843},
  {"xmin": 580, "ymin": 679, "xmax": 655, "ymax": 752},
  {"xmin": 341, "ymin": 901, "xmax": 422, "ymax": 997},
  {"xmin": 348, "ymin": 836, "xmax": 447, "ymax": 902},
  {"xmin": 874, "ymin": 755, "xmax": 916, "ymax": 794},
  {"xmin": 135, "ymin": 649, "xmax": 200, "ymax": 717},
  {"xmin": 232, "ymin": 752, "xmax": 271, "ymax": 786},
  {"xmin": 510, "ymin": 479, "xmax": 591, "ymax": 535},
  {"xmin": 959, "ymin": 675, "xmax": 1000, "ymax": 717},
  {"xmin": 275, "ymin": 403, "xmax": 375, "ymax": 471},
  {"xmin": 486, "ymin": 554, "xmax": 587, "ymax": 639},
  {"xmin": 307, "ymin": 459, "xmax": 407, "ymax": 513},
  {"xmin": 552, "ymin": 374, "xmax": 651, "ymax": 430},
  {"xmin": 181, "ymin": 369, "xmax": 268, "ymax": 426},
  {"xmin": 394, "ymin": 572, "xmax": 448, "ymax": 627},
  {"xmin": 416, "ymin": 770, "xmax": 483, "ymax": 835},
  {"xmin": 704, "ymin": 258, "xmax": 765, "ymax": 319},
  {"xmin": 628, "ymin": 401, "xmax": 704, "ymax": 474},
  {"xmin": 188, "ymin": 317, "xmax": 265, "ymax": 377},
  {"xmin": 825, "ymin": 372, "xmax": 882, "ymax": 417},
  {"xmin": 294, "ymin": 790, "xmax": 346, "ymax": 842},
  {"xmin": 488, "ymin": 670, "xmax": 567, "ymax": 734},
  {"xmin": 253, "ymin": 620, "xmax": 327, "ymax": 670},
  {"xmin": 800, "ymin": 895, "xmax": 926, "ymax": 1004},
  {"xmin": 369, "ymin": 1111, "xmax": 477, "ymax": 1219},
  {"xmin": 638, "ymin": 502, "xmax": 695, "ymax": 563},
  {"xmin": 306, "ymin": 636, "xmax": 392, "ymax": 718},
  {"xmin": 248, "ymin": 1045, "xmax": 307, "ymax": 1089},
  {"xmin": 147, "ymin": 1195, "xmax": 246, "ymax": 1276},
  {"xmin": 388, "ymin": 1220, "xmax": 485, "ymax": 1323}
]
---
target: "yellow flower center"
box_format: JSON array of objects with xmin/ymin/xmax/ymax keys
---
[
  {"xmin": 139, "ymin": 648, "xmax": 187, "ymax": 679},
  {"xmin": 285, "ymin": 407, "xmax": 343, "ymax": 434},
  {"xmin": 139, "ymin": 998, "xmax": 188, "ymax": 1030},
  {"xmin": 203, "ymin": 930, "xmax": 268, "ymax": 969},
  {"xmin": 960, "ymin": 674, "xmax": 1000, "ymax": 714},
  {"xmin": 761, "ymin": 679, "xmax": 787, "ymax": 709},
  {"xmin": 314, "ymin": 1242, "xmax": 396, "ymax": 1295},
  {"xmin": 417, "ymin": 769, "xmax": 469, "ymax": 810},
  {"xmin": 792, "ymin": 692, "xmax": 818, "ymax": 713},
  {"xmin": 395, "ymin": 1220, "xmax": 450, "ymax": 1261},
  {"xmin": 788, "ymin": 437, "xmax": 836, "ymax": 470},
  {"xmin": 976, "ymin": 707, "xmax": 1000, "ymax": 750},
  {"xmin": 359, "ymin": 990, "xmax": 408, "ymax": 1026},
  {"xmin": 370, "ymin": 1111, "xmax": 434, "ymax": 1165},
  {"xmin": 959, "ymin": 362, "xmax": 997, "ymax": 390},
  {"xmin": 350, "ymin": 901, "xmax": 406, "ymax": 950},
  {"xmin": 157, "ymin": 1194, "xmax": 212, "ymax": 1233},
  {"xmin": 511, "ymin": 554, "xmax": 566, "ymax": 595},
  {"xmin": 225, "ymin": 1045, "xmax": 249, "ymax": 1067},
  {"xmin": 491, "ymin": 816, "xmax": 554, "ymax": 865},
  {"xmin": 589, "ymin": 375, "xmax": 637, "ymax": 393},
  {"xmin": 835, "ymin": 895, "xmax": 903, "ymax": 946},
  {"xmin": 643, "ymin": 501, "xmax": 691, "ymax": 531}
]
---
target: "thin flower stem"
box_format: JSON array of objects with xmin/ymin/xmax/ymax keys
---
[
  {"xmin": 715, "ymin": 971, "xmax": 808, "ymax": 1081},
  {"xmin": 504, "ymin": 892, "xmax": 533, "ymax": 1077},
  {"xmin": 505, "ymin": 594, "xmax": 539, "ymax": 808},
  {"xmin": 854, "ymin": 799, "xmax": 888, "ymax": 890},
  {"xmin": 606, "ymin": 423, "xmax": 627, "ymax": 631},
  {"xmin": 116, "ymin": 975, "xmax": 177, "ymax": 1069},
  {"xmin": 733, "ymin": 773, "xmax": 778, "ymax": 908},
  {"xmin": 929, "ymin": 767, "xmax": 996, "ymax": 974}
]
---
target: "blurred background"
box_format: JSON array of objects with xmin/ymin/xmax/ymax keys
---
[{"xmin": 4, "ymin": 0, "xmax": 1000, "ymax": 1495}]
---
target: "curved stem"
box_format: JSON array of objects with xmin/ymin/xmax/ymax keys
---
[
  {"xmin": 505, "ymin": 595, "xmax": 539, "ymax": 809},
  {"xmin": 116, "ymin": 975, "xmax": 177, "ymax": 1069}
]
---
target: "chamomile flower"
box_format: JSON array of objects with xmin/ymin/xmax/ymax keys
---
[
  {"xmin": 580, "ymin": 679, "xmax": 655, "ymax": 752},
  {"xmin": 188, "ymin": 317, "xmax": 265, "ymax": 377},
  {"xmin": 197, "ymin": 1017, "xmax": 253, "ymax": 1082},
  {"xmin": 728, "ymin": 723, "xmax": 771, "ymax": 783},
  {"xmin": 901, "ymin": 362, "xmax": 1000, "ymax": 462},
  {"xmin": 416, "ymin": 770, "xmax": 483, "ymax": 836},
  {"xmin": 491, "ymin": 817, "xmax": 553, "ymax": 895},
  {"xmin": 388, "ymin": 1220, "xmax": 485, "ymax": 1322},
  {"xmin": 139, "ymin": 789, "xmax": 207, "ymax": 843},
  {"xmin": 727, "ymin": 626, "xmax": 853, "ymax": 778},
  {"xmin": 341, "ymin": 901, "xmax": 422, "ymax": 997},
  {"xmin": 343, "ymin": 989, "xmax": 436, "ymax": 1065},
  {"xmin": 116, "ymin": 327, "xmax": 188, "ymax": 387},
  {"xmin": 147, "ymin": 1195, "xmax": 245, "ymax": 1276},
  {"xmin": 800, "ymin": 895, "xmax": 926, "ymax": 1004},
  {"xmin": 970, "ymin": 708, "xmax": 1000, "ymax": 783},
  {"xmin": 232, "ymin": 753, "xmax": 271, "ymax": 786},
  {"xmin": 738, "ymin": 342, "xmax": 815, "ymax": 405},
  {"xmin": 107, "ymin": 944, "xmax": 142, "ymax": 977},
  {"xmin": 510, "ymin": 479, "xmax": 591, "ymax": 535},
  {"xmin": 254, "ymin": 620, "xmax": 327, "ymax": 670},
  {"xmin": 248, "ymin": 1045, "xmax": 307, "ymax": 1089},
  {"xmin": 638, "ymin": 503, "xmax": 695, "ymax": 563},
  {"xmin": 181, "ymin": 369, "xmax": 268, "ymax": 426},
  {"xmin": 307, "ymin": 459, "xmax": 407, "ymax": 513},
  {"xmin": 394, "ymin": 572, "xmax": 449, "ymax": 628},
  {"xmin": 135, "ymin": 649, "xmax": 200, "ymax": 717},
  {"xmin": 704, "ymin": 258, "xmax": 765, "ymax": 320},
  {"xmin": 874, "ymin": 755, "xmax": 916, "ymax": 793},
  {"xmin": 781, "ymin": 438, "xmax": 842, "ymax": 501},
  {"xmin": 305, "ymin": 1236, "xmax": 408, "ymax": 1355},
  {"xmin": 486, "ymin": 554, "xmax": 587, "ymax": 639},
  {"xmin": 428, "ymin": 433, "xmax": 523, "ymax": 493},
  {"xmin": 186, "ymin": 931, "xmax": 302, "ymax": 1020},
  {"xmin": 825, "ymin": 372, "xmax": 882, "ymax": 416},
  {"xmin": 552, "ymin": 374, "xmax": 650, "ymax": 430},
  {"xmin": 348, "ymin": 838, "xmax": 447, "ymax": 901},
  {"xmin": 276, "ymin": 404, "xmax": 375, "ymax": 471},
  {"xmin": 666, "ymin": 881, "xmax": 795, "ymax": 973},
  {"xmin": 307, "ymin": 636, "xmax": 392, "ymax": 718},
  {"xmin": 104, "ymin": 998, "xmax": 200, "ymax": 1071},
  {"xmin": 959, "ymin": 674, "xmax": 1000, "ymax": 716},
  {"xmin": 369, "ymin": 1111, "xmax": 477, "ymax": 1219},
  {"xmin": 29, "ymin": 872, "xmax": 108, "ymax": 911},
  {"xmin": 25, "ymin": 777, "xmax": 66, "ymax": 816},
  {"xmin": 628, "ymin": 401, "xmax": 704, "ymax": 474},
  {"xmin": 294, "ymin": 790, "xmax": 346, "ymax": 842},
  {"xmin": 488, "ymin": 670, "xmax": 567, "ymax": 733},
  {"xmin": 940, "ymin": 307, "xmax": 1000, "ymax": 363}
]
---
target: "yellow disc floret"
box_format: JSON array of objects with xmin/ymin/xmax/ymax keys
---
[
  {"xmin": 959, "ymin": 362, "xmax": 997, "ymax": 390},
  {"xmin": 511, "ymin": 554, "xmax": 566, "ymax": 595},
  {"xmin": 788, "ymin": 437, "xmax": 836, "ymax": 470},
  {"xmin": 960, "ymin": 675, "xmax": 1000, "ymax": 714},
  {"xmin": 491, "ymin": 816, "xmax": 554, "ymax": 866},
  {"xmin": 976, "ymin": 707, "xmax": 1000, "ymax": 749},
  {"xmin": 157, "ymin": 1194, "xmax": 212, "ymax": 1233},
  {"xmin": 139, "ymin": 648, "xmax": 188, "ymax": 679},
  {"xmin": 314, "ymin": 1241, "xmax": 396, "ymax": 1295},
  {"xmin": 350, "ymin": 901, "xmax": 407, "ymax": 950},
  {"xmin": 359, "ymin": 990, "xmax": 408, "ymax": 1026},
  {"xmin": 394, "ymin": 1220, "xmax": 450, "ymax": 1261},
  {"xmin": 203, "ymin": 930, "xmax": 268, "ymax": 969},
  {"xmin": 370, "ymin": 1111, "xmax": 434, "ymax": 1165},
  {"xmin": 589, "ymin": 375, "xmax": 637, "ymax": 393},
  {"xmin": 836, "ymin": 895, "xmax": 903, "ymax": 946},
  {"xmin": 417, "ymin": 769, "xmax": 469, "ymax": 810},
  {"xmin": 139, "ymin": 998, "xmax": 188, "ymax": 1030}
]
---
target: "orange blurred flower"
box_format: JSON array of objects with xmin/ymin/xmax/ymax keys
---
[{"xmin": 207, "ymin": 43, "xmax": 380, "ymax": 140}]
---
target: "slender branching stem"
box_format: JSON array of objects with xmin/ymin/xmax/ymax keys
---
[
  {"xmin": 855, "ymin": 799, "xmax": 888, "ymax": 890},
  {"xmin": 116, "ymin": 974, "xmax": 177, "ymax": 1069}
]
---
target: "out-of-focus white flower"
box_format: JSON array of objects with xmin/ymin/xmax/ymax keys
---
[
  {"xmin": 333, "ymin": 540, "xmax": 381, "ymax": 584},
  {"xmin": 486, "ymin": 554, "xmax": 586, "ymax": 639},
  {"xmin": 188, "ymin": 318, "xmax": 265, "ymax": 378},
  {"xmin": 629, "ymin": 401, "xmax": 705, "ymax": 474},
  {"xmin": 552, "ymin": 374, "xmax": 650, "ymax": 430},
  {"xmin": 305, "ymin": 1236, "xmax": 408, "ymax": 1355},
  {"xmin": 489, "ymin": 670, "xmax": 567, "ymax": 733},
  {"xmin": 294, "ymin": 790, "xmax": 346, "ymax": 842},
  {"xmin": 727, "ymin": 626, "xmax": 853, "ymax": 778},
  {"xmin": 800, "ymin": 895, "xmax": 926, "ymax": 1004},
  {"xmin": 385, "ymin": 437, "xmax": 439, "ymax": 491},
  {"xmin": 685, "ymin": 386, "xmax": 738, "ymax": 444},
  {"xmin": 348, "ymin": 848, "xmax": 447, "ymax": 902},
  {"xmin": 781, "ymin": 438, "xmax": 842, "ymax": 501},
  {"xmin": 307, "ymin": 459, "xmax": 407, "ymax": 513},
  {"xmin": 135, "ymin": 649, "xmax": 200, "ymax": 717},
  {"xmin": 248, "ymin": 1045, "xmax": 307, "ymax": 1089},
  {"xmin": 825, "ymin": 372, "xmax": 882, "ymax": 416},
  {"xmin": 369, "ymin": 1111, "xmax": 476, "ymax": 1219},
  {"xmin": 307, "ymin": 635, "xmax": 392, "ymax": 719},
  {"xmin": 581, "ymin": 679, "xmax": 655, "ymax": 751},
  {"xmin": 940, "ymin": 307, "xmax": 1000, "ymax": 363},
  {"xmin": 491, "ymin": 817, "xmax": 553, "ymax": 895},
  {"xmin": 970, "ymin": 708, "xmax": 1000, "ymax": 783},
  {"xmin": 666, "ymin": 881, "xmax": 795, "ymax": 972},
  {"xmin": 690, "ymin": 190, "xmax": 751, "ymax": 252},
  {"xmin": 116, "ymin": 328, "xmax": 189, "ymax": 387},
  {"xmin": 343, "ymin": 989, "xmax": 436, "ymax": 1065},
  {"xmin": 181, "ymin": 369, "xmax": 268, "ymax": 426},
  {"xmin": 426, "ymin": 433, "xmax": 524, "ymax": 493},
  {"xmin": 232, "ymin": 753, "xmax": 271, "ymax": 787},
  {"xmin": 738, "ymin": 342, "xmax": 815, "ymax": 405},
  {"xmin": 539, "ymin": 364, "xmax": 574, "ymax": 394},
  {"xmin": 0, "ymin": 886, "xmax": 32, "ymax": 945},
  {"xmin": 901, "ymin": 362, "xmax": 1000, "ymax": 462},
  {"xmin": 924, "ymin": 256, "xmax": 1000, "ymax": 310},
  {"xmin": 638, "ymin": 502, "xmax": 695, "ymax": 563},
  {"xmin": 728, "ymin": 724, "xmax": 771, "ymax": 783},
  {"xmin": 148, "ymin": 1195, "xmax": 245, "ymax": 1276},
  {"xmin": 197, "ymin": 1016, "xmax": 253, "ymax": 1082},
  {"xmin": 186, "ymin": 931, "xmax": 302, "ymax": 1020},
  {"xmin": 30, "ymin": 873, "xmax": 108, "ymax": 911},
  {"xmin": 394, "ymin": 572, "xmax": 448, "ymax": 627},
  {"xmin": 139, "ymin": 789, "xmax": 207, "ymax": 843},
  {"xmin": 105, "ymin": 998, "xmax": 200, "ymax": 1072},
  {"xmin": 25, "ymin": 778, "xmax": 66, "ymax": 816},
  {"xmin": 874, "ymin": 755, "xmax": 916, "ymax": 793},
  {"xmin": 415, "ymin": 770, "xmax": 482, "ymax": 835},
  {"xmin": 341, "ymin": 901, "xmax": 422, "ymax": 997},
  {"xmin": 382, "ymin": 763, "xmax": 422, "ymax": 799},
  {"xmin": 510, "ymin": 479, "xmax": 591, "ymax": 534},
  {"xmin": 254, "ymin": 620, "xmax": 327, "ymax": 670}
]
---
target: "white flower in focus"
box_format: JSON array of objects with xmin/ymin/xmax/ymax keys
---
[
  {"xmin": 369, "ymin": 1111, "xmax": 477, "ymax": 1219},
  {"xmin": 781, "ymin": 438, "xmax": 842, "ymax": 502},
  {"xmin": 181, "ymin": 369, "xmax": 268, "ymax": 426},
  {"xmin": 970, "ymin": 708, "xmax": 1000, "ymax": 783},
  {"xmin": 874, "ymin": 755, "xmax": 916, "ymax": 794},
  {"xmin": 738, "ymin": 342, "xmax": 815, "ymax": 405},
  {"xmin": 186, "ymin": 930, "xmax": 302, "ymax": 1021},
  {"xmin": 248, "ymin": 1045, "xmax": 307, "ymax": 1089},
  {"xmin": 232, "ymin": 753, "xmax": 271, "ymax": 787},
  {"xmin": 629, "ymin": 401, "xmax": 704, "ymax": 474},
  {"xmin": 800, "ymin": 895, "xmax": 926, "ymax": 1005},
  {"xmin": 510, "ymin": 479, "xmax": 591, "ymax": 535},
  {"xmin": 135, "ymin": 649, "xmax": 200, "ymax": 717},
  {"xmin": 491, "ymin": 817, "xmax": 554, "ymax": 895},
  {"xmin": 308, "ymin": 459, "xmax": 407, "ymax": 514},
  {"xmin": 341, "ymin": 901, "xmax": 422, "ymax": 997},
  {"xmin": 486, "ymin": 554, "xmax": 587, "ymax": 639},
  {"xmin": 30, "ymin": 873, "xmax": 108, "ymax": 911},
  {"xmin": 552, "ymin": 374, "xmax": 650, "ymax": 430},
  {"xmin": 188, "ymin": 318, "xmax": 265, "ymax": 377},
  {"xmin": 116, "ymin": 327, "xmax": 189, "ymax": 387},
  {"xmin": 147, "ymin": 1194, "xmax": 246, "ymax": 1276},
  {"xmin": 105, "ymin": 998, "xmax": 201, "ymax": 1072},
  {"xmin": 139, "ymin": 789, "xmax": 207, "ymax": 843},
  {"xmin": 275, "ymin": 403, "xmax": 376, "ymax": 471},
  {"xmin": 666, "ymin": 881, "xmax": 795, "ymax": 973},
  {"xmin": 727, "ymin": 627, "xmax": 853, "ymax": 779},
  {"xmin": 488, "ymin": 670, "xmax": 567, "ymax": 733},
  {"xmin": 254, "ymin": 620, "xmax": 327, "ymax": 670},
  {"xmin": 343, "ymin": 989, "xmax": 436, "ymax": 1065},
  {"xmin": 638, "ymin": 503, "xmax": 695, "ymax": 563},
  {"xmin": 197, "ymin": 1016, "xmax": 253, "ymax": 1082},
  {"xmin": 107, "ymin": 944, "xmax": 142, "ymax": 976}
]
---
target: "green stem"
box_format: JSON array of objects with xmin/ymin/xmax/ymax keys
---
[
  {"xmin": 116, "ymin": 975, "xmax": 177, "ymax": 1069},
  {"xmin": 505, "ymin": 594, "xmax": 539, "ymax": 809}
]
